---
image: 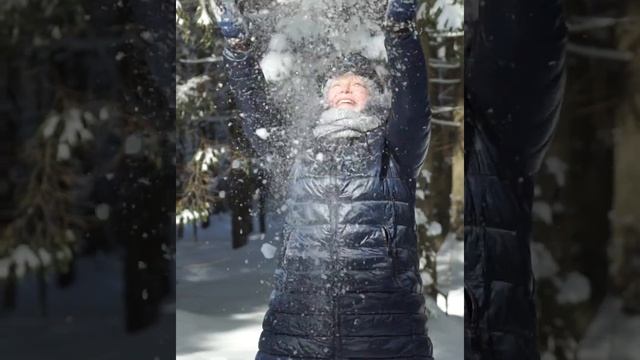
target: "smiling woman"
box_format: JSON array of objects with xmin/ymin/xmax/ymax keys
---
[
  {"xmin": 325, "ymin": 73, "xmax": 371, "ymax": 112},
  {"xmin": 213, "ymin": 0, "xmax": 433, "ymax": 358}
]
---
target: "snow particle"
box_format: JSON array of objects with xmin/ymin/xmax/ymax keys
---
[
  {"xmin": 533, "ymin": 201, "xmax": 553, "ymax": 225},
  {"xmin": 555, "ymin": 272, "xmax": 591, "ymax": 304},
  {"xmin": 95, "ymin": 203, "xmax": 110, "ymax": 220},
  {"xmin": 427, "ymin": 221, "xmax": 442, "ymax": 236},
  {"xmin": 51, "ymin": 26, "xmax": 62, "ymax": 40},
  {"xmin": 545, "ymin": 156, "xmax": 568, "ymax": 187},
  {"xmin": 421, "ymin": 169, "xmax": 432, "ymax": 183},
  {"xmin": 261, "ymin": 243, "xmax": 277, "ymax": 259},
  {"xmin": 415, "ymin": 208, "xmax": 428, "ymax": 226},
  {"xmin": 139, "ymin": 30, "xmax": 153, "ymax": 42},
  {"xmin": 124, "ymin": 134, "xmax": 143, "ymax": 154},
  {"xmin": 531, "ymin": 241, "xmax": 559, "ymax": 279},
  {"xmin": 255, "ymin": 128, "xmax": 270, "ymax": 140},
  {"xmin": 56, "ymin": 143, "xmax": 71, "ymax": 161},
  {"xmin": 43, "ymin": 113, "xmax": 60, "ymax": 138}
]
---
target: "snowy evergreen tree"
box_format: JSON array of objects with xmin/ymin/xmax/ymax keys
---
[{"xmin": 1, "ymin": 1, "xmax": 175, "ymax": 330}]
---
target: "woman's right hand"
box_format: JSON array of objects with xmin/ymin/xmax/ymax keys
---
[
  {"xmin": 385, "ymin": 0, "xmax": 417, "ymax": 24},
  {"xmin": 211, "ymin": 0, "xmax": 248, "ymax": 42}
]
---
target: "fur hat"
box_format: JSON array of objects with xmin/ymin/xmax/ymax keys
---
[
  {"xmin": 318, "ymin": 53, "xmax": 390, "ymax": 117},
  {"xmin": 322, "ymin": 53, "xmax": 385, "ymax": 93}
]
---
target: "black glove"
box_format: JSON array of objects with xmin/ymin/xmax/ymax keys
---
[
  {"xmin": 385, "ymin": 0, "xmax": 417, "ymax": 24},
  {"xmin": 211, "ymin": 0, "xmax": 248, "ymax": 41}
]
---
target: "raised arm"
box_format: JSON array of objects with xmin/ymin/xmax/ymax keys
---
[
  {"xmin": 384, "ymin": 0, "xmax": 431, "ymax": 180},
  {"xmin": 466, "ymin": 0, "xmax": 567, "ymax": 176},
  {"xmin": 213, "ymin": 0, "xmax": 286, "ymax": 156},
  {"xmin": 223, "ymin": 48, "xmax": 286, "ymax": 156}
]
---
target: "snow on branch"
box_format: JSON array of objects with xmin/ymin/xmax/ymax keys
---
[
  {"xmin": 432, "ymin": 106, "xmax": 462, "ymax": 114},
  {"xmin": 567, "ymin": 42, "xmax": 634, "ymax": 62},
  {"xmin": 431, "ymin": 118, "xmax": 461, "ymax": 127},
  {"xmin": 422, "ymin": 29, "xmax": 463, "ymax": 38},
  {"xmin": 428, "ymin": 60, "xmax": 460, "ymax": 69},
  {"xmin": 179, "ymin": 55, "xmax": 223, "ymax": 63},
  {"xmin": 567, "ymin": 16, "xmax": 638, "ymax": 33},
  {"xmin": 429, "ymin": 78, "xmax": 461, "ymax": 85}
]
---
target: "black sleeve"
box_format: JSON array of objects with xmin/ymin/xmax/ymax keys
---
[
  {"xmin": 385, "ymin": 30, "xmax": 431, "ymax": 180},
  {"xmin": 223, "ymin": 47, "xmax": 287, "ymax": 157},
  {"xmin": 465, "ymin": 0, "xmax": 568, "ymax": 176}
]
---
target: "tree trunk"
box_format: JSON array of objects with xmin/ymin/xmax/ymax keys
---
[
  {"xmin": 611, "ymin": 0, "xmax": 640, "ymax": 312},
  {"xmin": 533, "ymin": 0, "xmax": 629, "ymax": 357}
]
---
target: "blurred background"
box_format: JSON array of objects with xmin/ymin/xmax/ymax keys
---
[
  {"xmin": 0, "ymin": 0, "xmax": 175, "ymax": 359},
  {"xmin": 3, "ymin": 1, "xmax": 638, "ymax": 359},
  {"xmin": 529, "ymin": 1, "xmax": 640, "ymax": 359},
  {"xmin": 175, "ymin": 0, "xmax": 464, "ymax": 359}
]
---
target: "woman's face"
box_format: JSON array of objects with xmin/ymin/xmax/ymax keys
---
[{"xmin": 326, "ymin": 73, "xmax": 370, "ymax": 112}]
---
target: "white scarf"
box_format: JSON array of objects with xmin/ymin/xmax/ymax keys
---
[{"xmin": 312, "ymin": 108, "xmax": 383, "ymax": 139}]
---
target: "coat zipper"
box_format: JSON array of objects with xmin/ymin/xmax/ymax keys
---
[
  {"xmin": 382, "ymin": 225, "xmax": 392, "ymax": 257},
  {"xmin": 465, "ymin": 285, "xmax": 481, "ymax": 352},
  {"xmin": 329, "ymin": 159, "xmax": 341, "ymax": 358}
]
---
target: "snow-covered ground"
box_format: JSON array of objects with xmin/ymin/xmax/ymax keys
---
[
  {"xmin": 0, "ymin": 252, "xmax": 175, "ymax": 360},
  {"xmin": 577, "ymin": 297, "xmax": 640, "ymax": 360},
  {"xmin": 176, "ymin": 212, "xmax": 463, "ymax": 360}
]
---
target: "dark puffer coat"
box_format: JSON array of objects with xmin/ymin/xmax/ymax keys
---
[
  {"xmin": 224, "ymin": 31, "xmax": 433, "ymax": 359},
  {"xmin": 464, "ymin": 0, "xmax": 567, "ymax": 359}
]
